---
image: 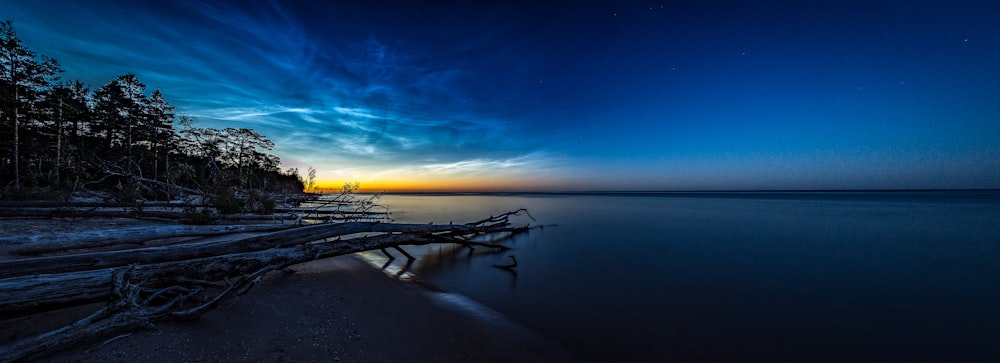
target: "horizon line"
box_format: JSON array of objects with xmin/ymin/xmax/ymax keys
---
[{"xmin": 315, "ymin": 188, "xmax": 1000, "ymax": 195}]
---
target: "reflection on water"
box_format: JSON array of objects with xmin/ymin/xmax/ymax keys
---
[
  {"xmin": 347, "ymin": 192, "xmax": 1000, "ymax": 362},
  {"xmin": 355, "ymin": 251, "xmax": 417, "ymax": 280}
]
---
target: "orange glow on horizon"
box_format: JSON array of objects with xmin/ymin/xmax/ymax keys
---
[{"xmin": 312, "ymin": 178, "xmax": 552, "ymax": 193}]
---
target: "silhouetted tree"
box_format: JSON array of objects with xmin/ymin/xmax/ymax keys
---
[
  {"xmin": 1, "ymin": 21, "xmax": 305, "ymax": 198},
  {"xmin": 92, "ymin": 74, "xmax": 148, "ymax": 167},
  {"xmin": 46, "ymin": 81, "xmax": 92, "ymax": 187},
  {"xmin": 220, "ymin": 127, "xmax": 276, "ymax": 185},
  {"xmin": 1, "ymin": 20, "xmax": 62, "ymax": 189},
  {"xmin": 144, "ymin": 89, "xmax": 176, "ymax": 181}
]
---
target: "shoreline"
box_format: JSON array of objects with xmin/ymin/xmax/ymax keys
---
[{"xmin": 2, "ymin": 249, "xmax": 575, "ymax": 362}]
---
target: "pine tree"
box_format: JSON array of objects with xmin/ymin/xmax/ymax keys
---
[
  {"xmin": 92, "ymin": 74, "xmax": 147, "ymax": 169},
  {"xmin": 1, "ymin": 20, "xmax": 304, "ymax": 197},
  {"xmin": 1, "ymin": 20, "xmax": 61, "ymax": 189},
  {"xmin": 145, "ymin": 89, "xmax": 175, "ymax": 181},
  {"xmin": 42, "ymin": 81, "xmax": 91, "ymax": 187}
]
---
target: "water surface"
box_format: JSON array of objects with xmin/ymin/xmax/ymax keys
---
[{"xmin": 359, "ymin": 192, "xmax": 1000, "ymax": 362}]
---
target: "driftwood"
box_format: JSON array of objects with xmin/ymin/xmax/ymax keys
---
[
  {"xmin": 0, "ymin": 221, "xmax": 526, "ymax": 279},
  {"xmin": 0, "ymin": 201, "xmax": 353, "ymax": 212},
  {"xmin": 0, "ymin": 207, "xmax": 304, "ymax": 221},
  {"xmin": 0, "ymin": 267, "xmax": 274, "ymax": 363},
  {"xmin": 0, "ymin": 224, "xmax": 296, "ymax": 255},
  {"xmin": 0, "ymin": 201, "xmax": 185, "ymax": 208},
  {"xmin": 132, "ymin": 176, "xmax": 205, "ymax": 196},
  {"xmin": 0, "ymin": 231, "xmax": 502, "ymax": 319},
  {"xmin": 0, "ymin": 210, "xmax": 534, "ymax": 362},
  {"xmin": 0, "ymin": 191, "xmax": 377, "ymax": 224},
  {"xmin": 274, "ymin": 207, "xmax": 388, "ymax": 215},
  {"xmin": 0, "ymin": 207, "xmax": 382, "ymax": 224}
]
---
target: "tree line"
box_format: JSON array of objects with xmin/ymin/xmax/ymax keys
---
[{"xmin": 1, "ymin": 20, "xmax": 305, "ymax": 201}]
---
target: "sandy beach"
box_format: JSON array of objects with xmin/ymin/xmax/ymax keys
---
[{"xmin": 0, "ymin": 218, "xmax": 576, "ymax": 363}]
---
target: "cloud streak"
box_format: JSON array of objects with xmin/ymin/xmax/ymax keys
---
[
  {"xmin": 6, "ymin": 0, "xmax": 558, "ymax": 189},
  {"xmin": 8, "ymin": 1, "xmax": 998, "ymax": 190}
]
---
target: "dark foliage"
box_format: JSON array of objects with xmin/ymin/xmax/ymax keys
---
[{"xmin": 0, "ymin": 21, "xmax": 305, "ymax": 201}]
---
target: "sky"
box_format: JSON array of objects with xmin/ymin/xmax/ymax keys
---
[{"xmin": 4, "ymin": 0, "xmax": 999, "ymax": 191}]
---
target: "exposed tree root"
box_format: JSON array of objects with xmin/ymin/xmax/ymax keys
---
[{"xmin": 0, "ymin": 209, "xmax": 537, "ymax": 362}]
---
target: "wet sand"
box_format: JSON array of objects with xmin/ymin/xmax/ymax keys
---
[{"xmin": 2, "ymin": 256, "xmax": 576, "ymax": 362}]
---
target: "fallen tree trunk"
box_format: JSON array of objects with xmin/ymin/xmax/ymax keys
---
[
  {"xmin": 0, "ymin": 232, "xmax": 467, "ymax": 319},
  {"xmin": 0, "ymin": 211, "xmax": 529, "ymax": 315},
  {"xmin": 0, "ymin": 231, "xmax": 524, "ymax": 319},
  {"xmin": 0, "ymin": 207, "xmax": 385, "ymax": 224},
  {"xmin": 0, "ymin": 221, "xmax": 519, "ymax": 279},
  {"xmin": 132, "ymin": 176, "xmax": 206, "ymax": 196},
  {"xmin": 0, "ymin": 269, "xmax": 112, "ymax": 319},
  {"xmin": 0, "ymin": 263, "xmax": 277, "ymax": 362},
  {"xmin": 0, "ymin": 199, "xmax": 323, "ymax": 212},
  {"xmin": 0, "ymin": 207, "xmax": 178, "ymax": 219},
  {"xmin": 0, "ymin": 201, "xmax": 184, "ymax": 208},
  {"xmin": 0, "ymin": 211, "xmax": 532, "ymax": 361},
  {"xmin": 0, "ymin": 223, "xmax": 296, "ymax": 255},
  {"xmin": 273, "ymin": 207, "xmax": 388, "ymax": 215},
  {"xmin": 0, "ymin": 207, "xmax": 298, "ymax": 220}
]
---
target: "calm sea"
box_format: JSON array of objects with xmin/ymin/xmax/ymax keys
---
[{"xmin": 348, "ymin": 191, "xmax": 1000, "ymax": 362}]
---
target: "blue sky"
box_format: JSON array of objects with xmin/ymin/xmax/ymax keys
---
[{"xmin": 5, "ymin": 0, "xmax": 999, "ymax": 191}]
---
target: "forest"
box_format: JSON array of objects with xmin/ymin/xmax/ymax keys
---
[{"xmin": 0, "ymin": 20, "xmax": 305, "ymax": 204}]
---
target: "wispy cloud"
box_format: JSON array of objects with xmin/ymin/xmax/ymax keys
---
[
  {"xmin": 361, "ymin": 152, "xmax": 561, "ymax": 186},
  {"xmin": 6, "ymin": 0, "xmax": 556, "ymax": 188},
  {"xmin": 419, "ymin": 156, "xmax": 536, "ymax": 175}
]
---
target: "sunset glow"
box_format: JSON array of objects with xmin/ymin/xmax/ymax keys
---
[{"xmin": 5, "ymin": 1, "xmax": 998, "ymax": 191}]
